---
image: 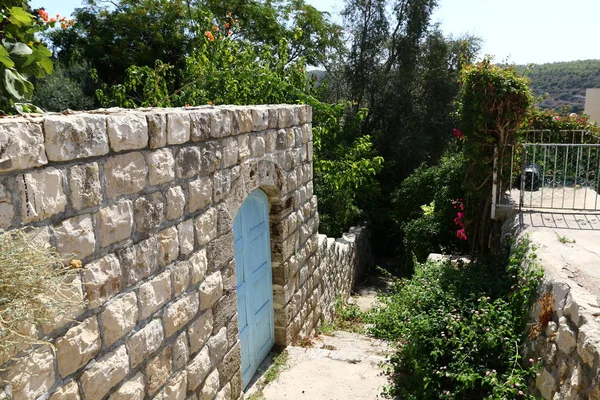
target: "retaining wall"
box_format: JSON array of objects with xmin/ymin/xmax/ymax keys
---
[{"xmin": 0, "ymin": 105, "xmax": 370, "ymax": 400}]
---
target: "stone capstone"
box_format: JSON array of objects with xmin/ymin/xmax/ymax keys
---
[
  {"xmin": 147, "ymin": 112, "xmax": 167, "ymax": 149},
  {"xmin": 167, "ymin": 112, "xmax": 191, "ymax": 145},
  {"xmin": 101, "ymin": 292, "xmax": 138, "ymax": 347},
  {"xmin": 69, "ymin": 162, "xmax": 102, "ymax": 210},
  {"xmin": 107, "ymin": 113, "xmax": 148, "ymax": 152},
  {"xmin": 56, "ymin": 316, "xmax": 101, "ymax": 377},
  {"xmin": 0, "ymin": 119, "xmax": 47, "ymax": 173},
  {"xmin": 44, "ymin": 114, "xmax": 109, "ymax": 161},
  {"xmin": 18, "ymin": 167, "xmax": 66, "ymax": 223}
]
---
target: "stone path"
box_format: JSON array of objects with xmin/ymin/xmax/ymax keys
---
[{"xmin": 244, "ymin": 276, "xmax": 393, "ymax": 400}]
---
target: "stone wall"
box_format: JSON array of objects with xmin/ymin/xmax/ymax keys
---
[
  {"xmin": 0, "ymin": 105, "xmax": 370, "ymax": 400},
  {"xmin": 502, "ymin": 214, "xmax": 600, "ymax": 399}
]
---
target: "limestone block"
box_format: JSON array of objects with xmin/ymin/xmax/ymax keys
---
[
  {"xmin": 213, "ymin": 170, "xmax": 231, "ymax": 203},
  {"xmin": 56, "ymin": 316, "xmax": 101, "ymax": 377},
  {"xmin": 250, "ymin": 134, "xmax": 266, "ymax": 158},
  {"xmin": 102, "ymin": 292, "xmax": 138, "ymax": 347},
  {"xmin": 148, "ymin": 112, "xmax": 168, "ymax": 149},
  {"xmin": 83, "ymin": 253, "xmax": 121, "ymax": 309},
  {"xmin": 215, "ymin": 382, "xmax": 231, "ymax": 400},
  {"xmin": 200, "ymin": 140, "xmax": 222, "ymax": 172},
  {"xmin": 0, "ymin": 202, "xmax": 13, "ymax": 229},
  {"xmin": 55, "ymin": 214, "xmax": 96, "ymax": 259},
  {"xmin": 190, "ymin": 111, "xmax": 211, "ymax": 142},
  {"xmin": 189, "ymin": 248, "xmax": 208, "ymax": 285},
  {"xmin": 108, "ymin": 373, "xmax": 145, "ymax": 400},
  {"xmin": 172, "ymin": 261, "xmax": 190, "ymax": 296},
  {"xmin": 163, "ymin": 292, "xmax": 199, "ymax": 337},
  {"xmin": 166, "ymin": 186, "xmax": 186, "ymax": 220},
  {"xmin": 186, "ymin": 346, "xmax": 210, "ymax": 391},
  {"xmin": 18, "ymin": 167, "xmax": 67, "ymax": 223},
  {"xmin": 158, "ymin": 226, "xmax": 180, "ymax": 267},
  {"xmin": 219, "ymin": 137, "xmax": 237, "ymax": 169},
  {"xmin": 173, "ymin": 332, "xmax": 190, "ymax": 370},
  {"xmin": 265, "ymin": 129, "xmax": 277, "ymax": 153},
  {"xmin": 189, "ymin": 176, "xmax": 212, "ymax": 212},
  {"xmin": 208, "ymin": 326, "xmax": 228, "ymax": 363},
  {"xmin": 175, "ymin": 147, "xmax": 202, "ymax": 179},
  {"xmin": 69, "ymin": 162, "xmax": 102, "ymax": 210},
  {"xmin": 237, "ymin": 109, "xmax": 253, "ymax": 133},
  {"xmin": 49, "ymin": 381, "xmax": 80, "ymax": 400},
  {"xmin": 118, "ymin": 235, "xmax": 159, "ymax": 287},
  {"xmin": 128, "ymin": 319, "xmax": 165, "ymax": 368},
  {"xmin": 218, "ymin": 343, "xmax": 241, "ymax": 385},
  {"xmin": 536, "ymin": 368, "xmax": 556, "ymax": 400},
  {"xmin": 104, "ymin": 152, "xmax": 148, "ymax": 199},
  {"xmin": 206, "ymin": 232, "xmax": 233, "ymax": 272},
  {"xmin": 96, "ymin": 200, "xmax": 134, "ymax": 247},
  {"xmin": 237, "ymin": 134, "xmax": 250, "ymax": 162},
  {"xmin": 44, "ymin": 114, "xmax": 109, "ymax": 161},
  {"xmin": 199, "ymin": 369, "xmax": 219, "ymax": 400},
  {"xmin": 7, "ymin": 346, "xmax": 56, "ymax": 400},
  {"xmin": 80, "ymin": 345, "xmax": 130, "ymax": 400},
  {"xmin": 178, "ymin": 219, "xmax": 195, "ymax": 256},
  {"xmin": 195, "ymin": 208, "xmax": 217, "ymax": 246},
  {"xmin": 188, "ymin": 310, "xmax": 213, "ymax": 354},
  {"xmin": 134, "ymin": 192, "xmax": 164, "ymax": 233},
  {"xmin": 139, "ymin": 270, "xmax": 172, "ymax": 319},
  {"xmin": 210, "ymin": 110, "xmax": 231, "ymax": 138},
  {"xmin": 577, "ymin": 324, "xmax": 600, "ymax": 367},
  {"xmin": 251, "ymin": 107, "xmax": 269, "ymax": 132},
  {"xmin": 167, "ymin": 112, "xmax": 191, "ymax": 145},
  {"xmin": 298, "ymin": 105, "xmax": 308, "ymax": 124},
  {"xmin": 147, "ymin": 149, "xmax": 175, "ymax": 185},
  {"xmin": 162, "ymin": 370, "xmax": 187, "ymax": 400},
  {"xmin": 146, "ymin": 346, "xmax": 173, "ymax": 394},
  {"xmin": 278, "ymin": 107, "xmax": 293, "ymax": 128},
  {"xmin": 556, "ymin": 316, "xmax": 577, "ymax": 354},
  {"xmin": 199, "ymin": 271, "xmax": 223, "ymax": 310},
  {"xmin": 0, "ymin": 119, "xmax": 47, "ymax": 171},
  {"xmin": 107, "ymin": 113, "xmax": 148, "ymax": 152}
]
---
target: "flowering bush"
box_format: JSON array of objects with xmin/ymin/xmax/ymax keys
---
[
  {"xmin": 367, "ymin": 238, "xmax": 542, "ymax": 399},
  {"xmin": 0, "ymin": 2, "xmax": 72, "ymax": 112}
]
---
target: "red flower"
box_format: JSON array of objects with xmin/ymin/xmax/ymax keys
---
[
  {"xmin": 456, "ymin": 229, "xmax": 468, "ymax": 241},
  {"xmin": 38, "ymin": 9, "xmax": 49, "ymax": 22},
  {"xmin": 453, "ymin": 128, "xmax": 464, "ymax": 139}
]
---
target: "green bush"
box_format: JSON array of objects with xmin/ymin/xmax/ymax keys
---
[
  {"xmin": 394, "ymin": 151, "xmax": 468, "ymax": 264},
  {"xmin": 32, "ymin": 60, "xmax": 96, "ymax": 111},
  {"xmin": 367, "ymin": 238, "xmax": 542, "ymax": 399}
]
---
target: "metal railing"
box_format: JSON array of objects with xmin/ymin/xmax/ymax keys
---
[{"xmin": 492, "ymin": 130, "xmax": 600, "ymax": 216}]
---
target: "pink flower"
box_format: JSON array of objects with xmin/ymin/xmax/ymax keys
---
[
  {"xmin": 457, "ymin": 212, "xmax": 465, "ymax": 220},
  {"xmin": 453, "ymin": 128, "xmax": 464, "ymax": 139},
  {"xmin": 456, "ymin": 228, "xmax": 468, "ymax": 241}
]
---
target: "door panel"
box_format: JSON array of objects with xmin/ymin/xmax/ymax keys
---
[{"xmin": 234, "ymin": 189, "xmax": 275, "ymax": 389}]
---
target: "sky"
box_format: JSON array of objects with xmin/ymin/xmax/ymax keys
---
[{"xmin": 32, "ymin": 0, "xmax": 600, "ymax": 65}]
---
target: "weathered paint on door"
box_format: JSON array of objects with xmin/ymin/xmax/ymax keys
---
[{"xmin": 233, "ymin": 189, "xmax": 275, "ymax": 389}]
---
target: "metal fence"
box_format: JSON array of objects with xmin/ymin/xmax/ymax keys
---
[{"xmin": 493, "ymin": 130, "xmax": 600, "ymax": 215}]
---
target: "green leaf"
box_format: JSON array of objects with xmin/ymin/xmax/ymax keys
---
[
  {"xmin": 3, "ymin": 68, "xmax": 33, "ymax": 101},
  {"xmin": 0, "ymin": 46, "xmax": 14, "ymax": 68},
  {"xmin": 8, "ymin": 7, "xmax": 33, "ymax": 27},
  {"xmin": 8, "ymin": 42, "xmax": 32, "ymax": 57}
]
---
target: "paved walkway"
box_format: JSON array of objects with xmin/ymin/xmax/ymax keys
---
[{"xmin": 244, "ymin": 277, "xmax": 393, "ymax": 400}]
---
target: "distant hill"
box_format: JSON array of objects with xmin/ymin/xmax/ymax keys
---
[{"xmin": 515, "ymin": 60, "xmax": 600, "ymax": 113}]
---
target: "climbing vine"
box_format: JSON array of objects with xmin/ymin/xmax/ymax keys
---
[{"xmin": 458, "ymin": 58, "xmax": 533, "ymax": 256}]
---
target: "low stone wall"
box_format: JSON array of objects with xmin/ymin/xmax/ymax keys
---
[
  {"xmin": 0, "ymin": 105, "xmax": 370, "ymax": 400},
  {"xmin": 502, "ymin": 213, "xmax": 600, "ymax": 399}
]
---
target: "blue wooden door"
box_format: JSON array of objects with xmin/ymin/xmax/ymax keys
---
[{"xmin": 233, "ymin": 189, "xmax": 275, "ymax": 389}]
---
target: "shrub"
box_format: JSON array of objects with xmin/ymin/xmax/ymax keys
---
[
  {"xmin": 0, "ymin": 229, "xmax": 82, "ymax": 365},
  {"xmin": 367, "ymin": 238, "xmax": 542, "ymax": 399},
  {"xmin": 32, "ymin": 60, "xmax": 96, "ymax": 111},
  {"xmin": 393, "ymin": 151, "xmax": 468, "ymax": 264}
]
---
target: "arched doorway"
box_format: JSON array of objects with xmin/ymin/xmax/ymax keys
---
[{"xmin": 233, "ymin": 188, "xmax": 275, "ymax": 389}]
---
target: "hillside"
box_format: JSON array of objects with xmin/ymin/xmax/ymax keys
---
[{"xmin": 515, "ymin": 60, "xmax": 600, "ymax": 113}]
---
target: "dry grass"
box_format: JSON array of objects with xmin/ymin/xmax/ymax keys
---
[
  {"xmin": 0, "ymin": 229, "xmax": 82, "ymax": 365},
  {"xmin": 529, "ymin": 291, "xmax": 554, "ymax": 339}
]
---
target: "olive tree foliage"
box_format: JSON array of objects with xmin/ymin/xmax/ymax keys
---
[{"xmin": 327, "ymin": 0, "xmax": 480, "ymax": 251}]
